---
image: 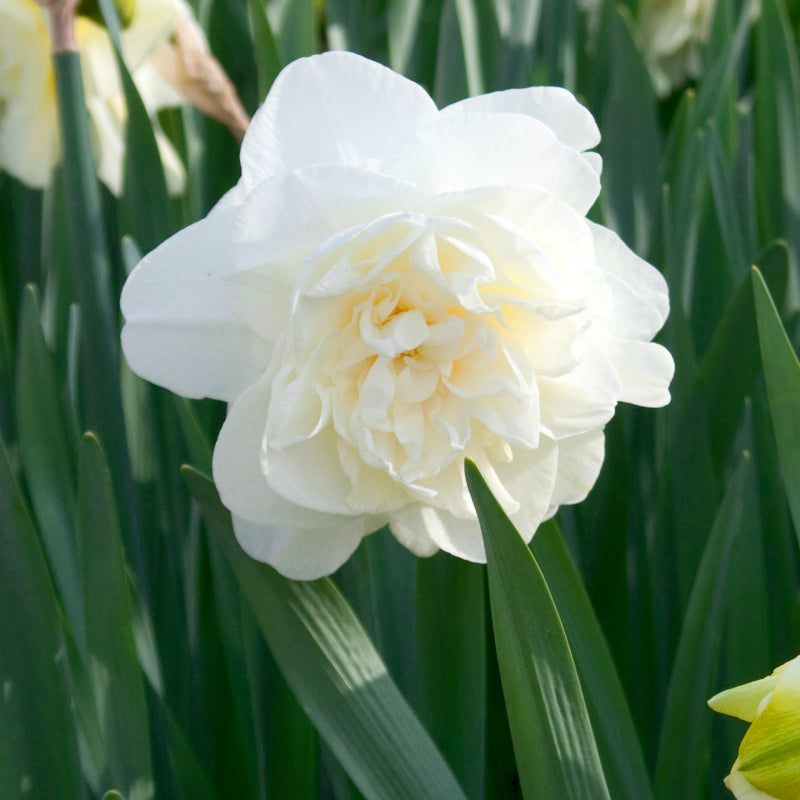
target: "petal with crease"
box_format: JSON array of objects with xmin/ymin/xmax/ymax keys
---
[
  {"xmin": 443, "ymin": 85, "xmax": 601, "ymax": 153},
  {"xmin": 240, "ymin": 51, "xmax": 439, "ymax": 189},
  {"xmin": 121, "ymin": 205, "xmax": 268, "ymax": 402},
  {"xmin": 382, "ymin": 111, "xmax": 601, "ymax": 214},
  {"xmin": 232, "ymin": 514, "xmax": 369, "ymax": 581}
]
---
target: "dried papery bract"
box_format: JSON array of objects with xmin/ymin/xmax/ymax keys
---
[{"xmin": 34, "ymin": 0, "xmax": 80, "ymax": 52}]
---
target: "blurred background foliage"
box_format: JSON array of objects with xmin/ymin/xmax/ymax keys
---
[{"xmin": 3, "ymin": 0, "xmax": 800, "ymax": 798}]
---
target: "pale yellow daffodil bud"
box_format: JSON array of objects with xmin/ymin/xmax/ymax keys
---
[{"xmin": 709, "ymin": 655, "xmax": 800, "ymax": 800}]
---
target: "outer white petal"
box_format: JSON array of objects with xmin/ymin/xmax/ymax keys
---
[
  {"xmin": 589, "ymin": 221, "xmax": 670, "ymax": 339},
  {"xmin": 390, "ymin": 439, "xmax": 559, "ymax": 562},
  {"xmin": 537, "ymin": 343, "xmax": 621, "ymax": 438},
  {"xmin": 232, "ymin": 514, "xmax": 368, "ymax": 580},
  {"xmin": 240, "ymin": 51, "xmax": 439, "ymax": 189},
  {"xmin": 386, "ymin": 506, "xmax": 440, "ymax": 557},
  {"xmin": 121, "ymin": 205, "xmax": 268, "ymax": 401},
  {"xmin": 603, "ymin": 338, "xmax": 675, "ymax": 407},
  {"xmin": 233, "ymin": 167, "xmax": 409, "ymax": 268},
  {"xmin": 723, "ymin": 760, "xmax": 776, "ymax": 800},
  {"xmin": 488, "ymin": 438, "xmax": 559, "ymax": 543},
  {"xmin": 382, "ymin": 111, "xmax": 600, "ymax": 215},
  {"xmin": 390, "ymin": 504, "xmax": 485, "ymax": 562},
  {"xmin": 547, "ymin": 429, "xmax": 606, "ymax": 509},
  {"xmin": 267, "ymin": 427, "xmax": 366, "ymax": 515},
  {"xmin": 442, "ymin": 85, "xmax": 600, "ymax": 153}
]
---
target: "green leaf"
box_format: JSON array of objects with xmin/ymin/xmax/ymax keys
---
[
  {"xmin": 756, "ymin": 0, "xmax": 800, "ymax": 304},
  {"xmin": 388, "ymin": 0, "xmax": 444, "ymax": 91},
  {"xmin": 249, "ymin": 0, "xmax": 283, "ymax": 102},
  {"xmin": 697, "ymin": 242, "xmax": 789, "ymax": 472},
  {"xmin": 416, "ymin": 554, "xmax": 486, "ymax": 799},
  {"xmin": 78, "ymin": 433, "xmax": 154, "ymax": 799},
  {"xmin": 751, "ymin": 383, "xmax": 800, "ymax": 661},
  {"xmin": 433, "ymin": 0, "xmax": 470, "ymax": 105},
  {"xmin": 94, "ymin": 0, "xmax": 172, "ymax": 252},
  {"xmin": 655, "ymin": 452, "xmax": 756, "ymax": 798},
  {"xmin": 691, "ymin": 0, "xmax": 755, "ymax": 129},
  {"xmin": 706, "ymin": 124, "xmax": 749, "ymax": 280},
  {"xmin": 52, "ymin": 50, "xmax": 137, "ymax": 575},
  {"xmin": 465, "ymin": 461, "xmax": 610, "ymax": 800},
  {"xmin": 15, "ymin": 284, "xmax": 82, "ymax": 639},
  {"xmin": 752, "ymin": 266, "xmax": 800, "ymax": 542},
  {"xmin": 183, "ymin": 466, "xmax": 469, "ymax": 800},
  {"xmin": 208, "ymin": 537, "xmax": 317, "ymax": 800},
  {"xmin": 531, "ymin": 520, "xmax": 652, "ymax": 800},
  {"xmin": 599, "ymin": 6, "xmax": 661, "ymax": 255},
  {"xmin": 0, "ymin": 432, "xmax": 82, "ymax": 800},
  {"xmin": 266, "ymin": 0, "xmax": 318, "ymax": 64},
  {"xmin": 494, "ymin": 0, "xmax": 540, "ymax": 89},
  {"xmin": 336, "ymin": 528, "xmax": 418, "ymax": 699},
  {"xmin": 388, "ymin": 0, "xmax": 426, "ymax": 76}
]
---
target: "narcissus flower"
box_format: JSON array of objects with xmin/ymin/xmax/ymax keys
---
[
  {"xmin": 638, "ymin": 0, "xmax": 716, "ymax": 96},
  {"xmin": 0, "ymin": 0, "xmax": 236, "ymax": 194},
  {"xmin": 121, "ymin": 52, "xmax": 674, "ymax": 579},
  {"xmin": 709, "ymin": 655, "xmax": 800, "ymax": 799}
]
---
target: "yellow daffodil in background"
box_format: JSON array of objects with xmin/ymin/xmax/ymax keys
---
[
  {"xmin": 709, "ymin": 655, "xmax": 800, "ymax": 799},
  {"xmin": 638, "ymin": 0, "xmax": 716, "ymax": 96},
  {"xmin": 0, "ymin": 0, "xmax": 247, "ymax": 195}
]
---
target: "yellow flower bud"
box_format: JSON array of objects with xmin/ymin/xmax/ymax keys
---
[{"xmin": 709, "ymin": 655, "xmax": 800, "ymax": 799}]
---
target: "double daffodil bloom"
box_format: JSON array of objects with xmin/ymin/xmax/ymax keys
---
[
  {"xmin": 709, "ymin": 655, "xmax": 800, "ymax": 799},
  {"xmin": 0, "ymin": 0, "xmax": 189, "ymax": 194}
]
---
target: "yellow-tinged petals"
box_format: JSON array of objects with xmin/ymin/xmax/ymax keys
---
[
  {"xmin": 710, "ymin": 655, "xmax": 800, "ymax": 800},
  {"xmin": 0, "ymin": 0, "xmax": 204, "ymax": 194}
]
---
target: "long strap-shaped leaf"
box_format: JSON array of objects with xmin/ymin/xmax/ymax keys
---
[
  {"xmin": 654, "ymin": 451, "xmax": 755, "ymax": 798},
  {"xmin": 0, "ymin": 433, "xmax": 82, "ymax": 799},
  {"xmin": 183, "ymin": 467, "xmax": 468, "ymax": 800},
  {"xmin": 753, "ymin": 266, "xmax": 800, "ymax": 544},
  {"xmin": 465, "ymin": 460, "xmax": 610, "ymax": 800},
  {"xmin": 531, "ymin": 520, "xmax": 652, "ymax": 800},
  {"xmin": 78, "ymin": 434, "xmax": 154, "ymax": 798}
]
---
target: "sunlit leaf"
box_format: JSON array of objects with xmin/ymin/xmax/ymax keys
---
[{"xmin": 466, "ymin": 461, "xmax": 610, "ymax": 800}]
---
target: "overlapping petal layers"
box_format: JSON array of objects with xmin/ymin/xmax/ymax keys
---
[
  {"xmin": 710, "ymin": 656, "xmax": 800, "ymax": 799},
  {"xmin": 122, "ymin": 52, "xmax": 674, "ymax": 579}
]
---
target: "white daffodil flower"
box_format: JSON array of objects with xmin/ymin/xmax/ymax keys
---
[
  {"xmin": 710, "ymin": 655, "xmax": 800, "ymax": 800},
  {"xmin": 638, "ymin": 0, "xmax": 716, "ymax": 96},
  {"xmin": 0, "ymin": 0, "xmax": 189, "ymax": 194},
  {"xmin": 122, "ymin": 52, "xmax": 674, "ymax": 580}
]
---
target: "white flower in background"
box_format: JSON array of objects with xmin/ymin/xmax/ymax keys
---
[
  {"xmin": 122, "ymin": 52, "xmax": 674, "ymax": 580},
  {"xmin": 638, "ymin": 0, "xmax": 716, "ymax": 96},
  {"xmin": 709, "ymin": 656, "xmax": 800, "ymax": 800},
  {"xmin": 0, "ymin": 0, "xmax": 195, "ymax": 194},
  {"xmin": 577, "ymin": 0, "xmax": 603, "ymax": 33}
]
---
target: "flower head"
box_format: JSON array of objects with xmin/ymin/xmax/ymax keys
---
[
  {"xmin": 638, "ymin": 0, "xmax": 716, "ymax": 96},
  {"xmin": 709, "ymin": 656, "xmax": 800, "ymax": 800},
  {"xmin": 0, "ymin": 0, "xmax": 193, "ymax": 193},
  {"xmin": 121, "ymin": 52, "xmax": 674, "ymax": 579}
]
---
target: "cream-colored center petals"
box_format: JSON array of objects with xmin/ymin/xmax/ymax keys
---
[{"xmin": 260, "ymin": 207, "xmax": 595, "ymax": 522}]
